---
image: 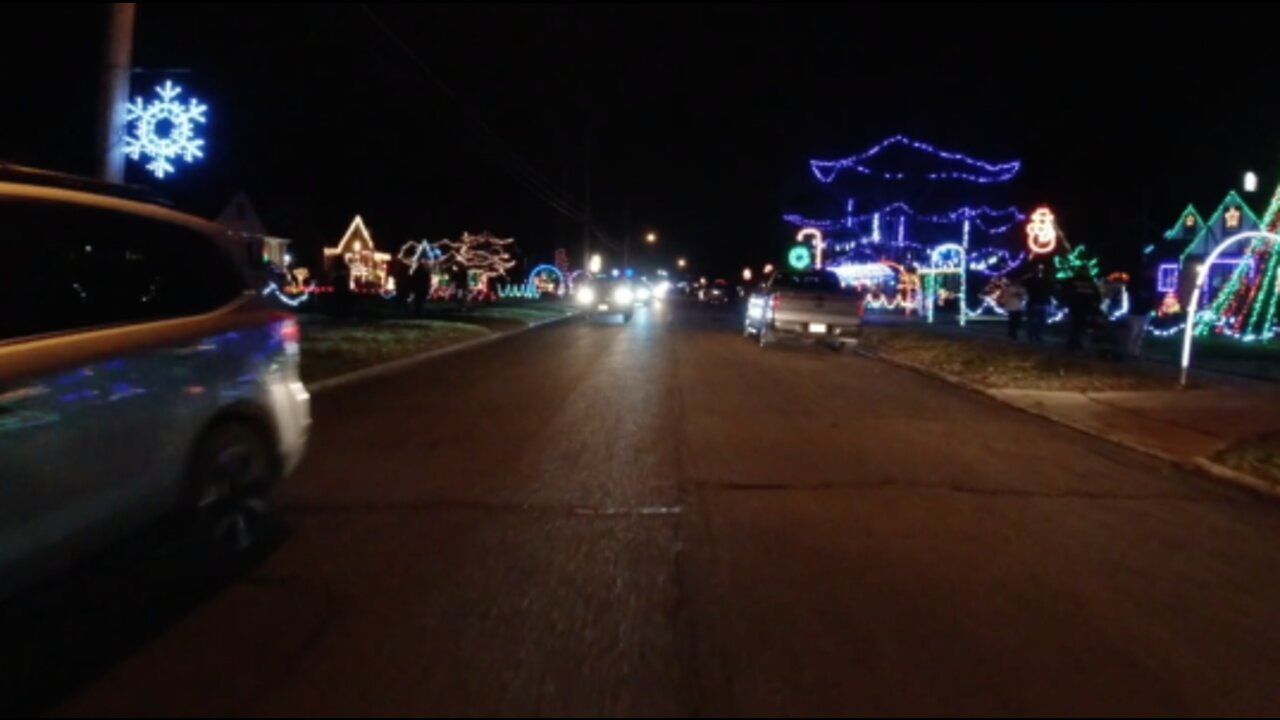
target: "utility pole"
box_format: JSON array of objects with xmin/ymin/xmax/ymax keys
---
[
  {"xmin": 582, "ymin": 123, "xmax": 591, "ymax": 268},
  {"xmin": 623, "ymin": 200, "xmax": 630, "ymax": 268},
  {"xmin": 96, "ymin": 3, "xmax": 136, "ymax": 183}
]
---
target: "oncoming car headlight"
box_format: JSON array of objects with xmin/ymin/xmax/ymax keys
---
[
  {"xmin": 636, "ymin": 286, "xmax": 652, "ymax": 302},
  {"xmin": 613, "ymin": 286, "xmax": 634, "ymax": 305},
  {"xmin": 576, "ymin": 287, "xmax": 596, "ymax": 305}
]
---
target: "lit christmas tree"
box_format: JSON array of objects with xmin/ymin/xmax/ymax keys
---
[{"xmin": 1201, "ymin": 183, "xmax": 1280, "ymax": 341}]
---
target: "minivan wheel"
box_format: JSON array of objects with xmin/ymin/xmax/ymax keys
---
[{"xmin": 186, "ymin": 420, "xmax": 280, "ymax": 553}]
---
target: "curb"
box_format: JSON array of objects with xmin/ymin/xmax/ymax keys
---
[
  {"xmin": 858, "ymin": 347, "xmax": 1280, "ymax": 500},
  {"xmin": 307, "ymin": 313, "xmax": 576, "ymax": 394}
]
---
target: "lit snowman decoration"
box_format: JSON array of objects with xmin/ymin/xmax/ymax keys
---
[{"xmin": 1025, "ymin": 206, "xmax": 1058, "ymax": 255}]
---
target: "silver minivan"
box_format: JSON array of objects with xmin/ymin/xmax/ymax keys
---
[{"xmin": 0, "ymin": 169, "xmax": 309, "ymax": 598}]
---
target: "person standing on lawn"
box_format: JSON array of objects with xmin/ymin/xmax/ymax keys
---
[
  {"xmin": 1065, "ymin": 268, "xmax": 1101, "ymax": 352},
  {"xmin": 1126, "ymin": 269, "xmax": 1156, "ymax": 358},
  {"xmin": 1023, "ymin": 264, "xmax": 1052, "ymax": 343},
  {"xmin": 1002, "ymin": 278, "xmax": 1028, "ymax": 340}
]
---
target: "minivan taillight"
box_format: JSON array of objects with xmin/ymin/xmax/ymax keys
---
[
  {"xmin": 278, "ymin": 318, "xmax": 301, "ymax": 350},
  {"xmin": 771, "ymin": 294, "xmax": 781, "ymax": 313}
]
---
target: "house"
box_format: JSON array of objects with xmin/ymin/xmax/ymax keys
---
[
  {"xmin": 1160, "ymin": 191, "xmax": 1259, "ymax": 305},
  {"xmin": 323, "ymin": 215, "xmax": 392, "ymax": 291},
  {"xmin": 215, "ymin": 192, "xmax": 291, "ymax": 271}
]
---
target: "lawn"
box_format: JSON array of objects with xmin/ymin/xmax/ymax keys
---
[
  {"xmin": 860, "ymin": 326, "xmax": 1180, "ymax": 392},
  {"xmin": 465, "ymin": 305, "xmax": 573, "ymax": 324},
  {"xmin": 299, "ymin": 317, "xmax": 492, "ymax": 384},
  {"xmin": 1213, "ymin": 433, "xmax": 1280, "ymax": 485}
]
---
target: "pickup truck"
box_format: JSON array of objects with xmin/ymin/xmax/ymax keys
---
[{"xmin": 744, "ymin": 270, "xmax": 865, "ymax": 351}]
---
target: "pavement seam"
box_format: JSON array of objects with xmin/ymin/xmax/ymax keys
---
[
  {"xmin": 695, "ymin": 478, "xmax": 1214, "ymax": 503},
  {"xmin": 306, "ymin": 312, "xmax": 576, "ymax": 394},
  {"xmin": 856, "ymin": 347, "xmax": 1280, "ymax": 502}
]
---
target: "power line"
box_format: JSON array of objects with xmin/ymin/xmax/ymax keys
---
[{"xmin": 358, "ymin": 4, "xmax": 612, "ymax": 245}]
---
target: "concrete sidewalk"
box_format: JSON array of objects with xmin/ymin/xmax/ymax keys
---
[
  {"xmin": 989, "ymin": 386, "xmax": 1280, "ymax": 462},
  {"xmin": 862, "ymin": 316, "xmax": 1280, "ymax": 496}
]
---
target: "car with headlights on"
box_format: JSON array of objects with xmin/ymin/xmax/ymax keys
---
[{"xmin": 574, "ymin": 277, "xmax": 635, "ymax": 321}]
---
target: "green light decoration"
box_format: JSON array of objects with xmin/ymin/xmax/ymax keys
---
[
  {"xmin": 788, "ymin": 244, "xmax": 813, "ymax": 271},
  {"xmin": 1180, "ymin": 190, "xmax": 1261, "ymax": 262},
  {"xmin": 1166, "ymin": 204, "xmax": 1205, "ymax": 241},
  {"xmin": 1053, "ymin": 245, "xmax": 1099, "ymax": 281},
  {"xmin": 1201, "ymin": 182, "xmax": 1280, "ymax": 341}
]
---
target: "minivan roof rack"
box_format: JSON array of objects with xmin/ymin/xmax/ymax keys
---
[{"xmin": 0, "ymin": 163, "xmax": 173, "ymax": 206}]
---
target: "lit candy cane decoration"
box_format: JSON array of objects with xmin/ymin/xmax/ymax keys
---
[
  {"xmin": 1025, "ymin": 206, "xmax": 1058, "ymax": 255},
  {"xmin": 797, "ymin": 227, "xmax": 826, "ymax": 269}
]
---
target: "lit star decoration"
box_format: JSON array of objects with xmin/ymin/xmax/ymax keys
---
[
  {"xmin": 1026, "ymin": 207, "xmax": 1058, "ymax": 254},
  {"xmin": 123, "ymin": 80, "xmax": 207, "ymax": 179},
  {"xmin": 1225, "ymin": 206, "xmax": 1242, "ymax": 229}
]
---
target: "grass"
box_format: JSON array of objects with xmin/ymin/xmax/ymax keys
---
[
  {"xmin": 466, "ymin": 305, "xmax": 572, "ymax": 324},
  {"xmin": 1213, "ymin": 433, "xmax": 1280, "ymax": 485},
  {"xmin": 861, "ymin": 326, "xmax": 1179, "ymax": 392},
  {"xmin": 299, "ymin": 317, "xmax": 491, "ymax": 384}
]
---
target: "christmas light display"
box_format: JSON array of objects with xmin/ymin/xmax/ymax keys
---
[
  {"xmin": 262, "ymin": 282, "xmax": 311, "ymax": 308},
  {"xmin": 123, "ymin": 80, "xmax": 207, "ymax": 179},
  {"xmin": 1157, "ymin": 263, "xmax": 1179, "ymax": 293},
  {"xmin": 920, "ymin": 242, "xmax": 967, "ymax": 325},
  {"xmin": 809, "ymin": 135, "xmax": 1021, "ymax": 184},
  {"xmin": 1182, "ymin": 231, "xmax": 1280, "ymax": 385},
  {"xmin": 783, "ymin": 204, "xmax": 1024, "ymax": 250},
  {"xmin": 1165, "ymin": 204, "xmax": 1204, "ymax": 240},
  {"xmin": 1026, "ymin": 207, "xmax": 1058, "ymax": 255},
  {"xmin": 1198, "ymin": 184, "xmax": 1280, "ymax": 342},
  {"xmin": 797, "ymin": 227, "xmax": 826, "ymax": 268},
  {"xmin": 829, "ymin": 262, "xmax": 894, "ymax": 285},
  {"xmin": 1054, "ymin": 245, "xmax": 1098, "ymax": 280},
  {"xmin": 397, "ymin": 239, "xmax": 442, "ymax": 272},
  {"xmin": 324, "ymin": 216, "xmax": 393, "ymax": 292},
  {"xmin": 432, "ymin": 232, "xmax": 517, "ymax": 291},
  {"xmin": 1180, "ymin": 191, "xmax": 1262, "ymax": 262},
  {"xmin": 787, "ymin": 244, "xmax": 813, "ymax": 271},
  {"xmin": 527, "ymin": 264, "xmax": 565, "ymax": 295}
]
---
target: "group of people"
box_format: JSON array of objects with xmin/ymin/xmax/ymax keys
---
[{"xmin": 1000, "ymin": 265, "xmax": 1156, "ymax": 359}]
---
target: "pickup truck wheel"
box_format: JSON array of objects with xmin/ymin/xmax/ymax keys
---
[{"xmin": 758, "ymin": 327, "xmax": 773, "ymax": 349}]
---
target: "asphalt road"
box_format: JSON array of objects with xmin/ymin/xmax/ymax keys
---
[{"xmin": 18, "ymin": 301, "xmax": 1280, "ymax": 715}]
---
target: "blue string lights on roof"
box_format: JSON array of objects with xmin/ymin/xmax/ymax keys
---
[
  {"xmin": 783, "ymin": 204, "xmax": 1024, "ymax": 235},
  {"xmin": 809, "ymin": 135, "xmax": 1021, "ymax": 185}
]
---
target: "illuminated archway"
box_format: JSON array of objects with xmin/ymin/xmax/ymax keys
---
[
  {"xmin": 527, "ymin": 264, "xmax": 566, "ymax": 296},
  {"xmin": 921, "ymin": 242, "xmax": 967, "ymax": 325},
  {"xmin": 1181, "ymin": 231, "xmax": 1280, "ymax": 386}
]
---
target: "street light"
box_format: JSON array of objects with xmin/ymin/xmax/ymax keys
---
[
  {"xmin": 645, "ymin": 232, "xmax": 657, "ymax": 244},
  {"xmin": 677, "ymin": 257, "xmax": 687, "ymax": 269},
  {"xmin": 742, "ymin": 267, "xmax": 753, "ymax": 282},
  {"xmin": 1245, "ymin": 171, "xmax": 1259, "ymax": 193},
  {"xmin": 763, "ymin": 263, "xmax": 774, "ymax": 274},
  {"xmin": 588, "ymin": 253, "xmax": 603, "ymax": 274}
]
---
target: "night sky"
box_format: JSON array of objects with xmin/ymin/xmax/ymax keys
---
[{"xmin": 1, "ymin": 3, "xmax": 1273, "ymax": 278}]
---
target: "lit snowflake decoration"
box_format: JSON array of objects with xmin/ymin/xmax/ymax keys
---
[{"xmin": 123, "ymin": 80, "xmax": 207, "ymax": 179}]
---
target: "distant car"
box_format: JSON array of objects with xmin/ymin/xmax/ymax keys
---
[
  {"xmin": 744, "ymin": 269, "xmax": 865, "ymax": 351},
  {"xmin": 0, "ymin": 167, "xmax": 310, "ymax": 599},
  {"xmin": 574, "ymin": 277, "xmax": 634, "ymax": 321},
  {"xmin": 700, "ymin": 280, "xmax": 730, "ymax": 304},
  {"xmin": 632, "ymin": 281, "xmax": 654, "ymax": 306}
]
